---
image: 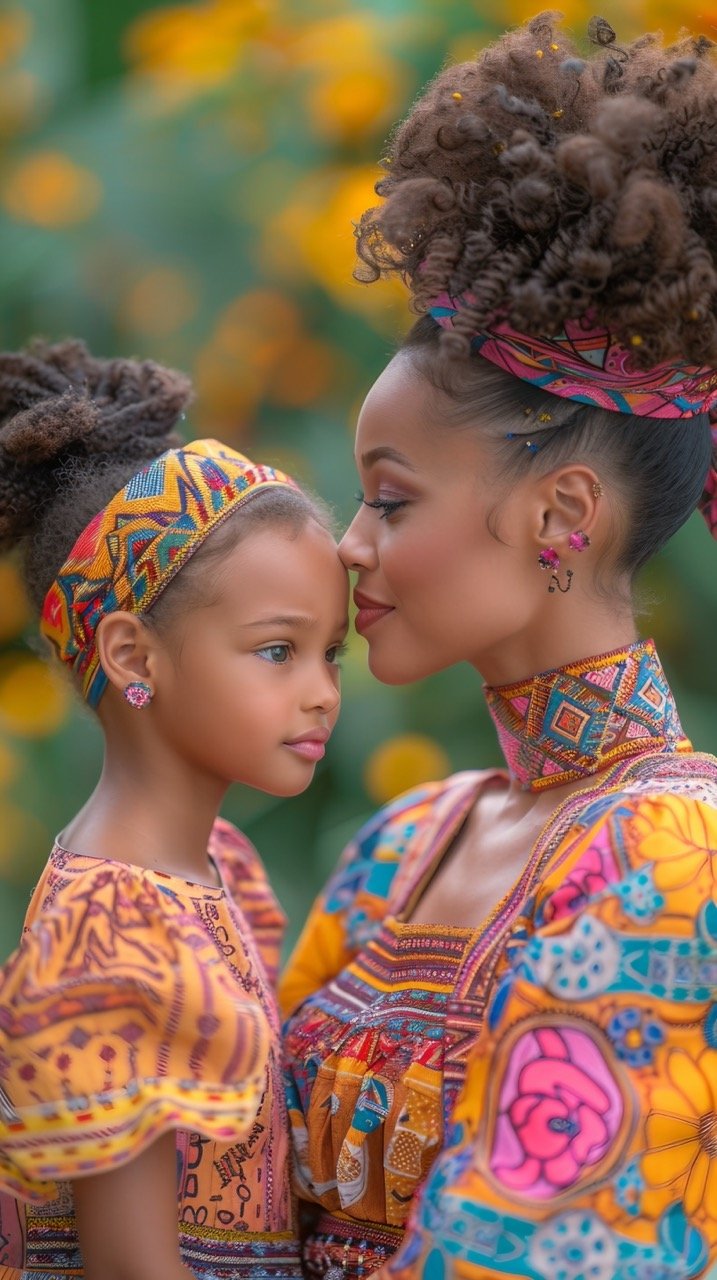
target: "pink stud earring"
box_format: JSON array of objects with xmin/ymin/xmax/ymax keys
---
[
  {"xmin": 568, "ymin": 529, "xmax": 591, "ymax": 552},
  {"xmin": 123, "ymin": 681, "xmax": 153, "ymax": 709},
  {"xmin": 538, "ymin": 547, "xmax": 560, "ymax": 570}
]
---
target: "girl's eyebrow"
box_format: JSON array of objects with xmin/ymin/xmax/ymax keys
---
[
  {"xmin": 360, "ymin": 446, "xmax": 417, "ymax": 470},
  {"xmin": 241, "ymin": 614, "xmax": 317, "ymax": 629}
]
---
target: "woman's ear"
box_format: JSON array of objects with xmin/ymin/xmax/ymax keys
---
[
  {"xmin": 536, "ymin": 465, "xmax": 603, "ymax": 544},
  {"xmin": 96, "ymin": 612, "xmax": 160, "ymax": 698}
]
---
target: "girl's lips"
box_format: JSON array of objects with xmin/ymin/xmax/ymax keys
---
[
  {"xmin": 284, "ymin": 726, "xmax": 329, "ymax": 761},
  {"xmin": 353, "ymin": 592, "xmax": 394, "ymax": 635},
  {"xmin": 284, "ymin": 740, "xmax": 326, "ymax": 761}
]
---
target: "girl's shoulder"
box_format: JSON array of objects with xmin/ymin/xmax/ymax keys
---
[
  {"xmin": 209, "ymin": 817, "xmax": 287, "ymax": 987},
  {"xmin": 0, "ymin": 837, "xmax": 272, "ymax": 1206},
  {"xmin": 209, "ymin": 816, "xmax": 273, "ymax": 897}
]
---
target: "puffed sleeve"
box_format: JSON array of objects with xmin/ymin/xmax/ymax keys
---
[
  {"xmin": 0, "ymin": 857, "xmax": 270, "ymax": 1203},
  {"xmin": 279, "ymin": 781, "xmax": 449, "ymax": 1019},
  {"xmin": 381, "ymin": 792, "xmax": 717, "ymax": 1280}
]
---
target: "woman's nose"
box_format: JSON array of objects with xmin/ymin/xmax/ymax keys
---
[{"xmin": 338, "ymin": 510, "xmax": 376, "ymax": 572}]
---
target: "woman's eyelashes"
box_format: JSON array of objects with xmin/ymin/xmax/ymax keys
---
[{"xmin": 355, "ymin": 492, "xmax": 409, "ymax": 520}]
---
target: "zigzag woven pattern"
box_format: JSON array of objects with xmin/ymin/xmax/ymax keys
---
[
  {"xmin": 40, "ymin": 439, "xmax": 298, "ymax": 707},
  {"xmin": 483, "ymin": 639, "xmax": 689, "ymax": 792}
]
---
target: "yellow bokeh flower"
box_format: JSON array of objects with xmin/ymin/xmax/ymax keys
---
[
  {"xmin": 642, "ymin": 1047, "xmax": 717, "ymax": 1223},
  {"xmin": 119, "ymin": 266, "xmax": 198, "ymax": 337},
  {"xmin": 291, "ymin": 15, "xmax": 409, "ymax": 144},
  {"xmin": 364, "ymin": 734, "xmax": 450, "ymax": 804},
  {"xmin": 0, "ymin": 561, "xmax": 31, "ymax": 643},
  {"xmin": 262, "ymin": 165, "xmax": 408, "ymax": 330},
  {"xmin": 125, "ymin": 0, "xmax": 276, "ymax": 104},
  {"xmin": 2, "ymin": 151, "xmax": 102, "ymax": 228},
  {"xmin": 0, "ymin": 8, "xmax": 32, "ymax": 67},
  {"xmin": 0, "ymin": 658, "xmax": 71, "ymax": 739}
]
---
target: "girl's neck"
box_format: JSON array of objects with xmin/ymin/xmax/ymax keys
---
[{"xmin": 62, "ymin": 741, "xmax": 227, "ymax": 885}]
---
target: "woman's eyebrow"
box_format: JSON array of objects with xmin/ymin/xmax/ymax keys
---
[{"xmin": 360, "ymin": 446, "xmax": 417, "ymax": 470}]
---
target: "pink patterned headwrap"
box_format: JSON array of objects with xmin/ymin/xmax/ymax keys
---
[{"xmin": 429, "ymin": 292, "xmax": 717, "ymax": 536}]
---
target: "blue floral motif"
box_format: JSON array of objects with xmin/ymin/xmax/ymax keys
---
[
  {"xmin": 607, "ymin": 1007, "xmax": 665, "ymax": 1068},
  {"xmin": 529, "ymin": 1210, "xmax": 617, "ymax": 1280},
  {"xmin": 614, "ymin": 864, "xmax": 665, "ymax": 923},
  {"xmin": 615, "ymin": 1156, "xmax": 645, "ymax": 1217},
  {"xmin": 705, "ymin": 1003, "xmax": 717, "ymax": 1049}
]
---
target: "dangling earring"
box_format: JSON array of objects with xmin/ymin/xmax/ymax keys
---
[
  {"xmin": 538, "ymin": 546, "xmax": 573, "ymax": 594},
  {"xmin": 548, "ymin": 569, "xmax": 573, "ymax": 594},
  {"xmin": 568, "ymin": 529, "xmax": 590, "ymax": 552},
  {"xmin": 124, "ymin": 681, "xmax": 153, "ymax": 709}
]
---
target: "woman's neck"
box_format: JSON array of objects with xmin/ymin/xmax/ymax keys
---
[{"xmin": 473, "ymin": 598, "xmax": 638, "ymax": 688}]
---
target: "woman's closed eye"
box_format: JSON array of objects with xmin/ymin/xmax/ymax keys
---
[{"xmin": 356, "ymin": 492, "xmax": 409, "ymax": 520}]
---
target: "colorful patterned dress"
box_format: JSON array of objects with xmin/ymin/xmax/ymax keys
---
[
  {"xmin": 281, "ymin": 641, "xmax": 717, "ymax": 1280},
  {"xmin": 0, "ymin": 818, "xmax": 301, "ymax": 1280}
]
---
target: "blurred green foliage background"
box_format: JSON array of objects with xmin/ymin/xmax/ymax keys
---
[{"xmin": 1, "ymin": 0, "xmax": 716, "ymax": 962}]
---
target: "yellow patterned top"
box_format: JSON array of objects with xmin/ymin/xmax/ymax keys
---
[{"xmin": 0, "ymin": 818, "xmax": 300, "ymax": 1278}]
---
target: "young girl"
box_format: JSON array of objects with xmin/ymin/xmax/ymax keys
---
[
  {"xmin": 280, "ymin": 16, "xmax": 717, "ymax": 1280},
  {"xmin": 0, "ymin": 339, "xmax": 348, "ymax": 1280}
]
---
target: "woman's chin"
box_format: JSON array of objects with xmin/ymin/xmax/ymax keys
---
[{"xmin": 366, "ymin": 647, "xmax": 442, "ymax": 686}]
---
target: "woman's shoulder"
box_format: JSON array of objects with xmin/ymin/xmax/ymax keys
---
[
  {"xmin": 321, "ymin": 770, "xmax": 491, "ymax": 923},
  {"xmin": 353, "ymin": 769, "xmax": 490, "ymax": 850},
  {"xmin": 534, "ymin": 751, "xmax": 717, "ymax": 930}
]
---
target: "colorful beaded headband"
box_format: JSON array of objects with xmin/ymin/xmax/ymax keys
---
[{"xmin": 40, "ymin": 439, "xmax": 298, "ymax": 707}]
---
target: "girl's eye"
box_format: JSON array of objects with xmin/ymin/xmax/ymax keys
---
[
  {"xmin": 355, "ymin": 492, "xmax": 408, "ymax": 520},
  {"xmin": 326, "ymin": 642, "xmax": 348, "ymax": 664},
  {"xmin": 256, "ymin": 644, "xmax": 291, "ymax": 664}
]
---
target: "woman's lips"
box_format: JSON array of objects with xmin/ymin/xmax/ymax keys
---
[{"xmin": 353, "ymin": 590, "xmax": 394, "ymax": 635}]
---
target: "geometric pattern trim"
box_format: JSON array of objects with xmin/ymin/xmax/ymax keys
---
[
  {"xmin": 40, "ymin": 439, "xmax": 298, "ymax": 707},
  {"xmin": 484, "ymin": 639, "xmax": 689, "ymax": 792},
  {"xmin": 429, "ymin": 293, "xmax": 717, "ymax": 421}
]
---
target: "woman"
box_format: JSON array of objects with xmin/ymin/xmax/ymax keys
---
[{"xmin": 280, "ymin": 15, "xmax": 717, "ymax": 1280}]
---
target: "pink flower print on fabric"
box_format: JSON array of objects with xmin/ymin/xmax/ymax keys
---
[
  {"xmin": 541, "ymin": 829, "xmax": 620, "ymax": 924},
  {"xmin": 490, "ymin": 1024, "xmax": 625, "ymax": 1198}
]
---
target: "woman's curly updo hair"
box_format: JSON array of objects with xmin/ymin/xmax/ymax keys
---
[
  {"xmin": 355, "ymin": 12, "xmax": 716, "ymax": 579},
  {"xmin": 0, "ymin": 339, "xmax": 327, "ymax": 631}
]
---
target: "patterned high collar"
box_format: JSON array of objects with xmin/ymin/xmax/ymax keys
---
[{"xmin": 484, "ymin": 639, "xmax": 689, "ymax": 793}]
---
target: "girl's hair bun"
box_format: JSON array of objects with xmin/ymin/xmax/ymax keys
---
[
  {"xmin": 0, "ymin": 337, "xmax": 193, "ymax": 565},
  {"xmin": 1, "ymin": 390, "xmax": 99, "ymax": 464}
]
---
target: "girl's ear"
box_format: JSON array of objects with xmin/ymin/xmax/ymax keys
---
[{"xmin": 96, "ymin": 612, "xmax": 160, "ymax": 698}]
